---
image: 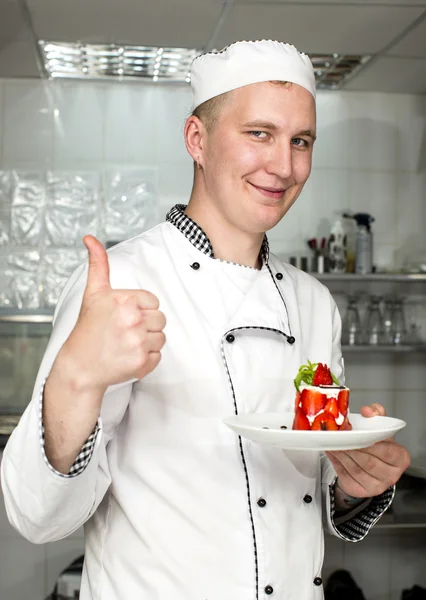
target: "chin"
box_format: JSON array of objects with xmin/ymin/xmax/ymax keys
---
[
  {"xmin": 244, "ymin": 215, "xmax": 284, "ymax": 235},
  {"xmin": 255, "ymin": 204, "xmax": 289, "ymax": 232}
]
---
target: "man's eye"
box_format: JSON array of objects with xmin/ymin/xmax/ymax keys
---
[
  {"xmin": 292, "ymin": 137, "xmax": 308, "ymax": 147},
  {"xmin": 250, "ymin": 131, "xmax": 268, "ymax": 139}
]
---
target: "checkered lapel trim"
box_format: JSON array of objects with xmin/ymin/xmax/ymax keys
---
[{"xmin": 166, "ymin": 204, "xmax": 270, "ymax": 265}]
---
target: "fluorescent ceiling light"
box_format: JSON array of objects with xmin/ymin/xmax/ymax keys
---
[
  {"xmin": 39, "ymin": 42, "xmax": 197, "ymax": 82},
  {"xmin": 39, "ymin": 41, "xmax": 371, "ymax": 89}
]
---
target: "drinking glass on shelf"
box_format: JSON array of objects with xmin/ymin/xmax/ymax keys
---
[
  {"xmin": 403, "ymin": 299, "xmax": 422, "ymax": 346},
  {"xmin": 406, "ymin": 323, "xmax": 422, "ymax": 345},
  {"xmin": 392, "ymin": 297, "xmax": 407, "ymax": 345},
  {"xmin": 363, "ymin": 295, "xmax": 384, "ymax": 345},
  {"xmin": 341, "ymin": 295, "xmax": 362, "ymax": 346},
  {"xmin": 381, "ymin": 297, "xmax": 395, "ymax": 345}
]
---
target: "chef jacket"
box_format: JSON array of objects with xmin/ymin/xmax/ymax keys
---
[{"xmin": 1, "ymin": 205, "xmax": 393, "ymax": 600}]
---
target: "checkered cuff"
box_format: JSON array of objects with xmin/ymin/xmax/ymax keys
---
[
  {"xmin": 330, "ymin": 478, "xmax": 395, "ymax": 541},
  {"xmin": 38, "ymin": 379, "xmax": 99, "ymax": 478}
]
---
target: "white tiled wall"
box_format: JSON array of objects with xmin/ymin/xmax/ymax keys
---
[
  {"xmin": 2, "ymin": 81, "xmax": 54, "ymax": 167},
  {"xmin": 0, "ymin": 78, "xmax": 424, "ymax": 267},
  {"xmin": 0, "ymin": 78, "xmax": 425, "ymax": 599}
]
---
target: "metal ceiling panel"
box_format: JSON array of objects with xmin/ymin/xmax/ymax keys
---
[
  {"xmin": 0, "ymin": 0, "xmax": 425, "ymax": 92},
  {"xmin": 0, "ymin": 39, "xmax": 40, "ymax": 77},
  {"xmin": 343, "ymin": 56, "xmax": 426, "ymax": 93},
  {"xmin": 26, "ymin": 0, "xmax": 222, "ymax": 48},
  {"xmin": 0, "ymin": 0, "xmax": 40, "ymax": 77},
  {"xmin": 0, "ymin": 0, "xmax": 28, "ymax": 49},
  {"xmin": 386, "ymin": 17, "xmax": 426, "ymax": 57},
  {"xmin": 214, "ymin": 4, "xmax": 425, "ymax": 55}
]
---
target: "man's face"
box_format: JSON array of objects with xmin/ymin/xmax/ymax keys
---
[{"xmin": 200, "ymin": 81, "xmax": 316, "ymax": 234}]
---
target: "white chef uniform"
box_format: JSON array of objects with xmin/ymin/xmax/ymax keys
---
[{"xmin": 1, "ymin": 206, "xmax": 393, "ymax": 600}]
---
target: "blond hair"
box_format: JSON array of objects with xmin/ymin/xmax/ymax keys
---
[{"xmin": 191, "ymin": 81, "xmax": 292, "ymax": 132}]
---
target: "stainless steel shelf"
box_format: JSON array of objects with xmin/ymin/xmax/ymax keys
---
[
  {"xmin": 0, "ymin": 309, "xmax": 54, "ymax": 323},
  {"xmin": 315, "ymin": 273, "xmax": 426, "ymax": 283},
  {"xmin": 0, "ymin": 272, "xmax": 424, "ymax": 321},
  {"xmin": 342, "ymin": 344, "xmax": 426, "ymax": 353}
]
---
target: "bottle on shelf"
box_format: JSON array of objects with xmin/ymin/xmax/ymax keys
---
[
  {"xmin": 343, "ymin": 213, "xmax": 375, "ymax": 275},
  {"xmin": 328, "ymin": 218, "xmax": 347, "ymax": 274}
]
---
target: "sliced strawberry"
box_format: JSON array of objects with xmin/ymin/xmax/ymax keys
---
[
  {"xmin": 338, "ymin": 389, "xmax": 350, "ymax": 415},
  {"xmin": 324, "ymin": 397, "xmax": 339, "ymax": 418},
  {"xmin": 300, "ymin": 388, "xmax": 327, "ymax": 416},
  {"xmin": 292, "ymin": 407, "xmax": 311, "ymax": 431},
  {"xmin": 294, "ymin": 391, "xmax": 301, "ymax": 414},
  {"xmin": 312, "ymin": 363, "xmax": 333, "ymax": 386},
  {"xmin": 311, "ymin": 412, "xmax": 338, "ymax": 431},
  {"xmin": 339, "ymin": 414, "xmax": 353, "ymax": 431}
]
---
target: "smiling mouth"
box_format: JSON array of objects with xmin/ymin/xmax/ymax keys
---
[{"xmin": 249, "ymin": 182, "xmax": 286, "ymax": 199}]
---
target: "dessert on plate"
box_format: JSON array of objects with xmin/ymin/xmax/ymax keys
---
[{"xmin": 292, "ymin": 361, "xmax": 352, "ymax": 431}]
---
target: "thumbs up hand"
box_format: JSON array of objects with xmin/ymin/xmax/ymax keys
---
[{"xmin": 60, "ymin": 235, "xmax": 166, "ymax": 395}]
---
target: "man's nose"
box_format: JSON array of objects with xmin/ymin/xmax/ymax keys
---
[{"xmin": 266, "ymin": 142, "xmax": 293, "ymax": 180}]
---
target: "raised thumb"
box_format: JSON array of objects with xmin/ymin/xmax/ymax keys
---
[{"xmin": 83, "ymin": 235, "xmax": 111, "ymax": 294}]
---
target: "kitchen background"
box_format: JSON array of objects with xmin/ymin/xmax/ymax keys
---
[{"xmin": 0, "ymin": 0, "xmax": 426, "ymax": 599}]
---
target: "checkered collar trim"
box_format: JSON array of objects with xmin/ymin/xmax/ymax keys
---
[{"xmin": 166, "ymin": 204, "xmax": 270, "ymax": 265}]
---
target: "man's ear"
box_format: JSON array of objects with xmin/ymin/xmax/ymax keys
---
[{"xmin": 184, "ymin": 115, "xmax": 207, "ymax": 168}]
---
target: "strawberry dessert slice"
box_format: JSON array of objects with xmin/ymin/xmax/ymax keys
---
[{"xmin": 292, "ymin": 361, "xmax": 351, "ymax": 431}]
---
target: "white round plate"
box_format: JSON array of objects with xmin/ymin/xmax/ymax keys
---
[{"xmin": 223, "ymin": 413, "xmax": 406, "ymax": 451}]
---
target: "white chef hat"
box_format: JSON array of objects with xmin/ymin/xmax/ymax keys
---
[{"xmin": 191, "ymin": 40, "xmax": 316, "ymax": 110}]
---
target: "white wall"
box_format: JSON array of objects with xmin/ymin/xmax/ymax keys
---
[
  {"xmin": 0, "ymin": 78, "xmax": 425, "ymax": 599},
  {"xmin": 0, "ymin": 78, "xmax": 425, "ymax": 265}
]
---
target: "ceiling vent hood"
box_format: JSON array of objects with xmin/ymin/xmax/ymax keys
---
[{"xmin": 39, "ymin": 41, "xmax": 372, "ymax": 90}]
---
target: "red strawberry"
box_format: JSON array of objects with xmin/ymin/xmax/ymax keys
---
[
  {"xmin": 294, "ymin": 391, "xmax": 301, "ymax": 414},
  {"xmin": 292, "ymin": 407, "xmax": 311, "ymax": 431},
  {"xmin": 300, "ymin": 388, "xmax": 327, "ymax": 416},
  {"xmin": 338, "ymin": 389, "xmax": 350, "ymax": 415},
  {"xmin": 312, "ymin": 363, "xmax": 333, "ymax": 386},
  {"xmin": 324, "ymin": 397, "xmax": 339, "ymax": 418},
  {"xmin": 311, "ymin": 412, "xmax": 338, "ymax": 431},
  {"xmin": 339, "ymin": 414, "xmax": 353, "ymax": 431}
]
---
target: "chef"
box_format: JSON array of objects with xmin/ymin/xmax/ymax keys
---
[{"xmin": 1, "ymin": 40, "xmax": 410, "ymax": 600}]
